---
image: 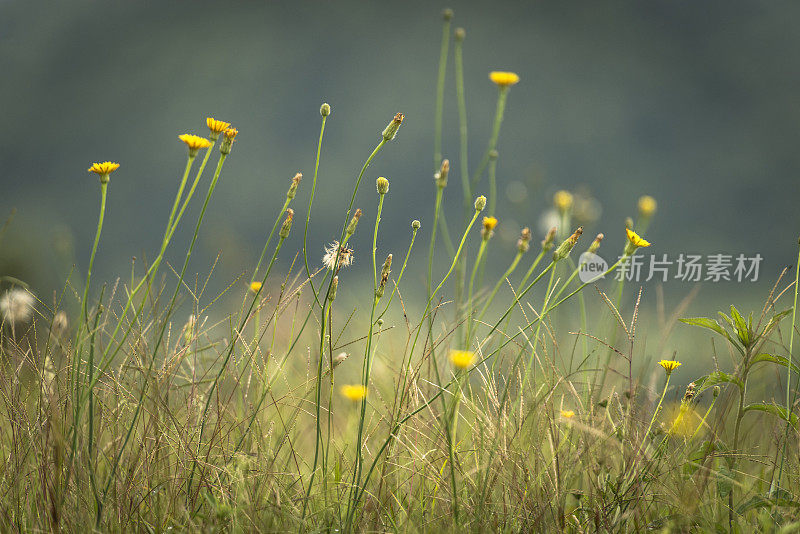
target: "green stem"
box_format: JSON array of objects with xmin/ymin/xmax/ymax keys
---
[
  {"xmin": 302, "ymin": 114, "xmax": 328, "ymax": 306},
  {"xmin": 465, "ymin": 239, "xmax": 488, "ymax": 347},
  {"xmin": 471, "ymin": 87, "xmax": 508, "ymax": 190},
  {"xmin": 434, "ymin": 14, "xmax": 452, "ymax": 170}
]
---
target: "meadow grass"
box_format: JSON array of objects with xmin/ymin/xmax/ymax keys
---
[{"xmin": 1, "ymin": 9, "xmax": 800, "ymax": 533}]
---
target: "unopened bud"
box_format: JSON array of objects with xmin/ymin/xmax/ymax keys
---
[
  {"xmin": 489, "ymin": 149, "xmax": 498, "ymax": 161},
  {"xmin": 588, "ymin": 233, "xmax": 604, "ymax": 254},
  {"xmin": 220, "ymin": 127, "xmax": 237, "ymax": 155},
  {"xmin": 346, "ymin": 208, "xmax": 362, "ymax": 236},
  {"xmin": 454, "ymin": 27, "xmax": 465, "ymax": 41},
  {"xmin": 382, "ymin": 112, "xmax": 404, "ymax": 141},
  {"xmin": 442, "ymin": 8, "xmax": 453, "ymax": 20},
  {"xmin": 474, "ymin": 195, "xmax": 487, "ymax": 212},
  {"xmin": 279, "ymin": 209, "xmax": 294, "ymax": 239},
  {"xmin": 435, "ymin": 159, "xmax": 449, "ymax": 188},
  {"xmin": 412, "ymin": 219, "xmax": 421, "ymax": 231},
  {"xmin": 517, "ymin": 227, "xmax": 531, "ymax": 253},
  {"xmin": 553, "ymin": 227, "xmax": 583, "ymax": 261},
  {"xmin": 713, "ymin": 386, "xmax": 721, "ymax": 399},
  {"xmin": 286, "ymin": 172, "xmax": 302, "ymax": 199},
  {"xmin": 541, "ymin": 227, "xmax": 557, "ymax": 252},
  {"xmin": 329, "ymin": 276, "xmax": 339, "ymax": 301},
  {"xmin": 376, "ymin": 176, "xmax": 389, "ymax": 195},
  {"xmin": 625, "ymin": 217, "xmax": 634, "ymax": 230},
  {"xmin": 683, "ymin": 382, "xmax": 696, "ymax": 403},
  {"xmin": 376, "ymin": 254, "xmax": 392, "ymax": 298},
  {"xmin": 320, "ymin": 103, "xmax": 331, "ymax": 117}
]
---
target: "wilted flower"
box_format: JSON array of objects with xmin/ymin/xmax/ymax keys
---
[{"xmin": 323, "ymin": 241, "xmax": 354, "ymax": 270}]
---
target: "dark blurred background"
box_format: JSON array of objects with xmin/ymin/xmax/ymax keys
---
[{"xmin": 2, "ymin": 0, "xmax": 799, "ymax": 320}]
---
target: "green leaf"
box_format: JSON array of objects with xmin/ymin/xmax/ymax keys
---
[
  {"xmin": 748, "ymin": 353, "xmax": 800, "ymax": 375},
  {"xmin": 730, "ymin": 306, "xmax": 752, "ymax": 347},
  {"xmin": 681, "ymin": 317, "xmax": 731, "ymax": 339},
  {"xmin": 761, "ymin": 309, "xmax": 793, "ymax": 338},
  {"xmin": 743, "ymin": 402, "xmax": 798, "ymax": 429},
  {"xmin": 694, "ymin": 371, "xmax": 743, "ymax": 392}
]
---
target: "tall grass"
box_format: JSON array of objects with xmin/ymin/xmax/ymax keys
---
[{"xmin": 0, "ymin": 9, "xmax": 799, "ymax": 533}]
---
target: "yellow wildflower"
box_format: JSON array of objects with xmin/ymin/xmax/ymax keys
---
[
  {"xmin": 87, "ymin": 161, "xmax": 120, "ymax": 176},
  {"xmin": 624, "ymin": 228, "xmax": 652, "ymax": 256},
  {"xmin": 553, "ymin": 190, "xmax": 574, "ymax": 213},
  {"xmin": 489, "ymin": 71, "xmax": 520, "ymax": 87},
  {"xmin": 178, "ymin": 134, "xmax": 212, "ymax": 153},
  {"xmin": 206, "ymin": 117, "xmax": 231, "ymax": 136},
  {"xmin": 340, "ymin": 384, "xmax": 367, "ymax": 401},
  {"xmin": 450, "ymin": 349, "xmax": 476, "ymax": 369},
  {"xmin": 658, "ymin": 360, "xmax": 682, "ymax": 375},
  {"xmin": 482, "ymin": 217, "xmax": 498, "ymax": 232},
  {"xmin": 223, "ymin": 127, "xmax": 238, "ymax": 140},
  {"xmin": 249, "ymin": 281, "xmax": 262, "ymax": 293},
  {"xmin": 638, "ymin": 195, "xmax": 657, "ymax": 218},
  {"xmin": 560, "ymin": 410, "xmax": 575, "ymax": 419}
]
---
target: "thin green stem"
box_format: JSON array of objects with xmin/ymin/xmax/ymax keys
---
[
  {"xmin": 434, "ymin": 14, "xmax": 452, "ymax": 170},
  {"xmin": 302, "ymin": 113, "xmax": 328, "ymax": 306},
  {"xmin": 471, "ymin": 87, "xmax": 508, "ymax": 190}
]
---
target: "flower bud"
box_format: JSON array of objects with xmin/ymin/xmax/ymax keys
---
[
  {"xmin": 286, "ymin": 172, "xmax": 302, "ymax": 199},
  {"xmin": 481, "ymin": 216, "xmax": 498, "ymax": 240},
  {"xmin": 474, "ymin": 195, "xmax": 487, "ymax": 212},
  {"xmin": 713, "ymin": 386, "xmax": 721, "ymax": 398},
  {"xmin": 412, "ymin": 220, "xmax": 421, "ymax": 231},
  {"xmin": 279, "ymin": 209, "xmax": 294, "ymax": 239},
  {"xmin": 333, "ymin": 352, "xmax": 348, "ymax": 368},
  {"xmin": 435, "ymin": 159, "xmax": 449, "ymax": 189},
  {"xmin": 489, "ymin": 149, "xmax": 498, "ymax": 161},
  {"xmin": 541, "ymin": 227, "xmax": 557, "ymax": 252},
  {"xmin": 442, "ymin": 8, "xmax": 453, "ymax": 20},
  {"xmin": 517, "ymin": 227, "xmax": 531, "ymax": 254},
  {"xmin": 382, "ymin": 112, "xmax": 404, "ymax": 141},
  {"xmin": 220, "ymin": 127, "xmax": 238, "ymax": 155},
  {"xmin": 376, "ymin": 254, "xmax": 392, "ymax": 298},
  {"xmin": 553, "ymin": 227, "xmax": 583, "ymax": 262},
  {"xmin": 553, "ymin": 190, "xmax": 573, "ymax": 214},
  {"xmin": 329, "ymin": 276, "xmax": 339, "ymax": 301},
  {"xmin": 376, "ymin": 176, "xmax": 389, "ymax": 195},
  {"xmin": 454, "ymin": 27, "xmax": 465, "ymax": 41},
  {"xmin": 683, "ymin": 382, "xmax": 696, "ymax": 403},
  {"xmin": 638, "ymin": 195, "xmax": 657, "ymax": 219},
  {"xmin": 320, "ymin": 103, "xmax": 331, "ymax": 117},
  {"xmin": 346, "ymin": 208, "xmax": 362, "ymax": 236},
  {"xmin": 588, "ymin": 233, "xmax": 604, "ymax": 254}
]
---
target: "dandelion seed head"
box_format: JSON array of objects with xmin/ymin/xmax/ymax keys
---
[{"xmin": 0, "ymin": 288, "xmax": 35, "ymax": 324}]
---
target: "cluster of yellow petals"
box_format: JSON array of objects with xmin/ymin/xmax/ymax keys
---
[
  {"xmin": 340, "ymin": 384, "xmax": 367, "ymax": 401},
  {"xmin": 489, "ymin": 71, "xmax": 520, "ymax": 87},
  {"xmin": 553, "ymin": 190, "xmax": 574, "ymax": 212},
  {"xmin": 638, "ymin": 195, "xmax": 657, "ymax": 218},
  {"xmin": 560, "ymin": 410, "xmax": 575, "ymax": 419},
  {"xmin": 658, "ymin": 360, "xmax": 682, "ymax": 374},
  {"xmin": 223, "ymin": 127, "xmax": 238, "ymax": 140},
  {"xmin": 87, "ymin": 161, "xmax": 120, "ymax": 175},
  {"xmin": 178, "ymin": 134, "xmax": 213, "ymax": 150},
  {"xmin": 482, "ymin": 216, "xmax": 498, "ymax": 232},
  {"xmin": 449, "ymin": 349, "xmax": 476, "ymax": 369},
  {"xmin": 206, "ymin": 117, "xmax": 231, "ymax": 134},
  {"xmin": 249, "ymin": 281, "xmax": 262, "ymax": 293},
  {"xmin": 626, "ymin": 228, "xmax": 651, "ymax": 248}
]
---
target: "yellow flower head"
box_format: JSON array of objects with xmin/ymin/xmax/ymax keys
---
[
  {"xmin": 658, "ymin": 360, "xmax": 682, "ymax": 374},
  {"xmin": 449, "ymin": 349, "xmax": 476, "ymax": 370},
  {"xmin": 87, "ymin": 161, "xmax": 120, "ymax": 176},
  {"xmin": 482, "ymin": 216, "xmax": 498, "ymax": 232},
  {"xmin": 638, "ymin": 195, "xmax": 657, "ymax": 218},
  {"xmin": 206, "ymin": 117, "xmax": 231, "ymax": 135},
  {"xmin": 179, "ymin": 134, "xmax": 212, "ymax": 151},
  {"xmin": 489, "ymin": 71, "xmax": 520, "ymax": 87},
  {"xmin": 340, "ymin": 384, "xmax": 367, "ymax": 401},
  {"xmin": 224, "ymin": 127, "xmax": 238, "ymax": 140},
  {"xmin": 553, "ymin": 190, "xmax": 574, "ymax": 213},
  {"xmin": 249, "ymin": 281, "xmax": 262, "ymax": 293},
  {"xmin": 560, "ymin": 409, "xmax": 575, "ymax": 419},
  {"xmin": 625, "ymin": 228, "xmax": 651, "ymax": 254}
]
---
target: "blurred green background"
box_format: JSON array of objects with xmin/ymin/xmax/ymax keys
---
[{"xmin": 1, "ymin": 0, "xmax": 799, "ymax": 320}]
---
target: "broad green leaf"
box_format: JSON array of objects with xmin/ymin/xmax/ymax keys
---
[
  {"xmin": 694, "ymin": 371, "xmax": 743, "ymax": 392},
  {"xmin": 730, "ymin": 306, "xmax": 751, "ymax": 346},
  {"xmin": 748, "ymin": 353, "xmax": 800, "ymax": 376},
  {"xmin": 681, "ymin": 317, "xmax": 730, "ymax": 339},
  {"xmin": 743, "ymin": 402, "xmax": 798, "ymax": 429}
]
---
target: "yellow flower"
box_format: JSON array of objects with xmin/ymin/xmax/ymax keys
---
[
  {"xmin": 206, "ymin": 117, "xmax": 231, "ymax": 135},
  {"xmin": 658, "ymin": 360, "xmax": 682, "ymax": 374},
  {"xmin": 178, "ymin": 134, "xmax": 213, "ymax": 151},
  {"xmin": 553, "ymin": 190, "xmax": 574, "ymax": 213},
  {"xmin": 449, "ymin": 349, "xmax": 476, "ymax": 369},
  {"xmin": 638, "ymin": 195, "xmax": 657, "ymax": 218},
  {"xmin": 482, "ymin": 217, "xmax": 498, "ymax": 232},
  {"xmin": 489, "ymin": 71, "xmax": 520, "ymax": 87},
  {"xmin": 87, "ymin": 161, "xmax": 120, "ymax": 175},
  {"xmin": 340, "ymin": 384, "xmax": 367, "ymax": 401},
  {"xmin": 249, "ymin": 281, "xmax": 262, "ymax": 293},
  {"xmin": 625, "ymin": 228, "xmax": 651, "ymax": 252},
  {"xmin": 223, "ymin": 127, "xmax": 238, "ymax": 140},
  {"xmin": 560, "ymin": 410, "xmax": 575, "ymax": 419}
]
